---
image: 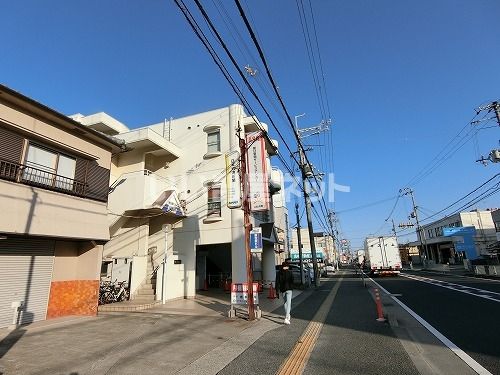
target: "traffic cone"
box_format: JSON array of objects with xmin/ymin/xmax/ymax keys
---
[
  {"xmin": 224, "ymin": 279, "xmax": 230, "ymax": 293},
  {"xmin": 202, "ymin": 279, "xmax": 209, "ymax": 291},
  {"xmin": 267, "ymin": 283, "xmax": 277, "ymax": 299}
]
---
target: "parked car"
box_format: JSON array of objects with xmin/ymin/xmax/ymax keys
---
[{"xmin": 324, "ymin": 263, "xmax": 335, "ymax": 276}]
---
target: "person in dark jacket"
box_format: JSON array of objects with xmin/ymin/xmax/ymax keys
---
[{"xmin": 276, "ymin": 261, "xmax": 294, "ymax": 324}]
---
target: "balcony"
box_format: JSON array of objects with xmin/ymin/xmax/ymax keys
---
[
  {"xmin": 0, "ymin": 158, "xmax": 98, "ymax": 200},
  {"xmin": 108, "ymin": 170, "xmax": 184, "ymax": 217},
  {"xmin": 115, "ymin": 128, "xmax": 182, "ymax": 160}
]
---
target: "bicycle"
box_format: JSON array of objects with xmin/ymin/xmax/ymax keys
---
[{"xmin": 99, "ymin": 279, "xmax": 129, "ymax": 304}]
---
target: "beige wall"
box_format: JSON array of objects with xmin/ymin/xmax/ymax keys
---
[
  {"xmin": 52, "ymin": 241, "xmax": 103, "ymax": 281},
  {"xmin": 1, "ymin": 179, "xmax": 109, "ymax": 240},
  {"xmin": 77, "ymin": 242, "xmax": 103, "ymax": 280},
  {"xmin": 111, "ymin": 150, "xmax": 145, "ymax": 182},
  {"xmin": 0, "ymin": 103, "xmax": 112, "ymax": 168},
  {"xmin": 52, "ymin": 241, "xmax": 79, "ymax": 281}
]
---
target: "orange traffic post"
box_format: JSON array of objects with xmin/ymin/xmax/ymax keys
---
[
  {"xmin": 202, "ymin": 279, "xmax": 209, "ymax": 291},
  {"xmin": 374, "ymin": 288, "xmax": 385, "ymax": 322}
]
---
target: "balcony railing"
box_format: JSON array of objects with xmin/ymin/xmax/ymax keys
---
[{"xmin": 0, "ymin": 158, "xmax": 88, "ymax": 198}]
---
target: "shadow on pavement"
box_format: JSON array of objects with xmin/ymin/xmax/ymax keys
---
[{"xmin": 0, "ymin": 327, "xmax": 27, "ymax": 359}]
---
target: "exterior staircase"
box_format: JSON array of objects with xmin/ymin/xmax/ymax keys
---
[
  {"xmin": 98, "ymin": 258, "xmax": 159, "ymax": 313},
  {"xmin": 132, "ymin": 260, "xmax": 158, "ymax": 303}
]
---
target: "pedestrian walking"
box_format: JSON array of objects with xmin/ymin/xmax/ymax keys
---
[{"xmin": 276, "ymin": 261, "xmax": 294, "ymax": 325}]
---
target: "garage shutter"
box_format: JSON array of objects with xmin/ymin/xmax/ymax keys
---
[{"xmin": 0, "ymin": 238, "xmax": 55, "ymax": 328}]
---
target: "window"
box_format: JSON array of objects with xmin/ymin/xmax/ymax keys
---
[
  {"xmin": 207, "ymin": 185, "xmax": 221, "ymax": 217},
  {"xmin": 207, "ymin": 130, "xmax": 220, "ymax": 153},
  {"xmin": 23, "ymin": 144, "xmax": 76, "ymax": 190},
  {"xmin": 495, "ymin": 221, "xmax": 500, "ymax": 233}
]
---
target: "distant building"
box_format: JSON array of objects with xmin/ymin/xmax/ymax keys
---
[
  {"xmin": 410, "ymin": 209, "xmax": 497, "ymax": 264},
  {"xmin": 290, "ymin": 228, "xmax": 336, "ymax": 264}
]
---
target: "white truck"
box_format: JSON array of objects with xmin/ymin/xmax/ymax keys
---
[{"xmin": 364, "ymin": 236, "xmax": 402, "ymax": 276}]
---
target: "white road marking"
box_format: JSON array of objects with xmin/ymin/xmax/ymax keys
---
[
  {"xmin": 401, "ymin": 274, "xmax": 500, "ymax": 303},
  {"xmin": 370, "ymin": 277, "xmax": 493, "ymax": 375}
]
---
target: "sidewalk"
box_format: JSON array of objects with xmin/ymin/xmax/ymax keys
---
[{"xmin": 0, "ymin": 287, "xmax": 307, "ymax": 375}]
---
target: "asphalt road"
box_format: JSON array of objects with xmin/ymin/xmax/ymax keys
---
[
  {"xmin": 375, "ymin": 272, "xmax": 500, "ymax": 375},
  {"xmin": 219, "ymin": 276, "xmax": 419, "ymax": 375}
]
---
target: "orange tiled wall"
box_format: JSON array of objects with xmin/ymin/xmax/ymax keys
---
[{"xmin": 47, "ymin": 280, "xmax": 99, "ymax": 319}]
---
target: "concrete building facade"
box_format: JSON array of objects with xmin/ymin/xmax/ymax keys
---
[
  {"xmin": 74, "ymin": 104, "xmax": 287, "ymax": 303},
  {"xmin": 290, "ymin": 228, "xmax": 336, "ymax": 264}
]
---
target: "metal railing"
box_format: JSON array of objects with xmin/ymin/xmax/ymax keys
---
[{"xmin": 0, "ymin": 158, "xmax": 87, "ymax": 197}]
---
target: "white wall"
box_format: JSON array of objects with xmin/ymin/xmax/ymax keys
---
[{"xmin": 103, "ymin": 104, "xmax": 282, "ymax": 300}]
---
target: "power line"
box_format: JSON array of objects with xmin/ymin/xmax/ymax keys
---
[{"xmin": 419, "ymin": 173, "xmax": 500, "ymax": 223}]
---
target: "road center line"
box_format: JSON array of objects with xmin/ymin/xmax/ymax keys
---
[
  {"xmin": 370, "ymin": 277, "xmax": 493, "ymax": 375},
  {"xmin": 275, "ymin": 277, "xmax": 343, "ymax": 375}
]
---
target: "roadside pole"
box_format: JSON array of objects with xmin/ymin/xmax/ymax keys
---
[
  {"xmin": 295, "ymin": 203, "xmax": 304, "ymax": 286},
  {"xmin": 239, "ymin": 125, "xmax": 255, "ymax": 321},
  {"xmin": 300, "ymin": 147, "xmax": 320, "ymax": 288},
  {"xmin": 161, "ymin": 224, "xmax": 171, "ymax": 305},
  {"xmin": 401, "ymin": 188, "xmax": 429, "ymax": 262}
]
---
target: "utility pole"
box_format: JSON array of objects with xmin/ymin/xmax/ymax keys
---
[
  {"xmin": 327, "ymin": 210, "xmax": 338, "ymax": 267},
  {"xmin": 238, "ymin": 124, "xmax": 255, "ymax": 321},
  {"xmin": 295, "ymin": 203, "xmax": 304, "ymax": 286},
  {"xmin": 295, "ymin": 114, "xmax": 321, "ymax": 288},
  {"xmin": 493, "ymin": 101, "xmax": 500, "ymax": 125},
  {"xmin": 401, "ymin": 188, "xmax": 429, "ymax": 262},
  {"xmin": 391, "ymin": 219, "xmax": 397, "ymax": 237},
  {"xmin": 474, "ymin": 101, "xmax": 500, "ymax": 165}
]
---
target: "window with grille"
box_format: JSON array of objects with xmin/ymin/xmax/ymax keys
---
[
  {"xmin": 207, "ymin": 185, "xmax": 221, "ymax": 217},
  {"xmin": 207, "ymin": 130, "xmax": 220, "ymax": 153}
]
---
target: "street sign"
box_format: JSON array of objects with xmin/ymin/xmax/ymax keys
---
[
  {"xmin": 250, "ymin": 227, "xmax": 263, "ymax": 253},
  {"xmin": 231, "ymin": 283, "xmax": 259, "ymax": 305}
]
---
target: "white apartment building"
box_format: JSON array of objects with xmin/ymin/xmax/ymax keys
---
[
  {"xmin": 72, "ymin": 104, "xmax": 287, "ymax": 303},
  {"xmin": 412, "ymin": 209, "xmax": 497, "ymax": 264}
]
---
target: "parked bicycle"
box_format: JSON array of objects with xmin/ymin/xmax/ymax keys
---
[{"xmin": 99, "ymin": 279, "xmax": 130, "ymax": 305}]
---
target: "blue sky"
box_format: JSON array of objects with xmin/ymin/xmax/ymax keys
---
[{"xmin": 2, "ymin": 0, "xmax": 499, "ymax": 249}]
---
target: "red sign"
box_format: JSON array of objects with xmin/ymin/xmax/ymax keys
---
[{"xmin": 231, "ymin": 283, "xmax": 259, "ymax": 305}]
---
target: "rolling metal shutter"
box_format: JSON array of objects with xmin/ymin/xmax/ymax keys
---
[{"xmin": 0, "ymin": 238, "xmax": 55, "ymax": 328}]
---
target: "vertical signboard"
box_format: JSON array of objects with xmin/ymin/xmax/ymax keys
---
[
  {"xmin": 245, "ymin": 131, "xmax": 270, "ymax": 212},
  {"xmin": 250, "ymin": 227, "xmax": 263, "ymax": 253},
  {"xmin": 225, "ymin": 152, "xmax": 241, "ymax": 208}
]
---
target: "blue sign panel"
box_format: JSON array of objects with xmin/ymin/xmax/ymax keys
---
[
  {"xmin": 443, "ymin": 226, "xmax": 477, "ymax": 260},
  {"xmin": 250, "ymin": 228, "xmax": 263, "ymax": 253}
]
